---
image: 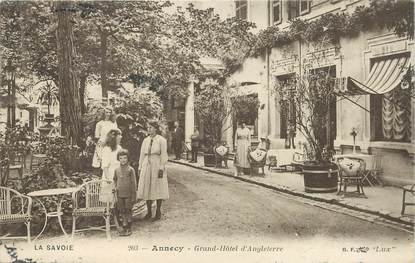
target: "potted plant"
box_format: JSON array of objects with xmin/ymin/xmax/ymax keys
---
[
  {"xmin": 37, "ymin": 81, "xmax": 59, "ymax": 135},
  {"xmin": 194, "ymin": 78, "xmax": 232, "ymax": 167},
  {"xmin": 275, "ymin": 67, "xmax": 338, "ymax": 193}
]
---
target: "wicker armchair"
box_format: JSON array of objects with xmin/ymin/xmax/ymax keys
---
[
  {"xmin": 72, "ymin": 180, "xmax": 113, "ymax": 240},
  {"xmin": 215, "ymin": 144, "xmax": 229, "ymax": 168},
  {"xmin": 0, "ymin": 187, "xmax": 32, "ymax": 242},
  {"xmin": 337, "ymin": 157, "xmax": 367, "ymax": 198},
  {"xmin": 247, "ymin": 146, "xmax": 268, "ymax": 176}
]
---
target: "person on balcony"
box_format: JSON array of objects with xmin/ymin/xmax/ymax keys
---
[{"xmin": 235, "ymin": 121, "xmax": 251, "ymax": 176}]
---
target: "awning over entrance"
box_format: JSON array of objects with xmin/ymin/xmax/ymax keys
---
[{"xmin": 335, "ymin": 55, "xmax": 410, "ymax": 95}]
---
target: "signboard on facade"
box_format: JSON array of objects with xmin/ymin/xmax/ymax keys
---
[
  {"xmin": 305, "ymin": 46, "xmax": 340, "ymax": 69},
  {"xmin": 270, "ymin": 57, "xmax": 298, "ymax": 75}
]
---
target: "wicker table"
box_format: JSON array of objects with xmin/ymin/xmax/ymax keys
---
[{"xmin": 28, "ymin": 187, "xmax": 78, "ymax": 240}]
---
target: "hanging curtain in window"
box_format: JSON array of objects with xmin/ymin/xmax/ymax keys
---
[{"xmin": 382, "ymin": 88, "xmax": 411, "ymax": 142}]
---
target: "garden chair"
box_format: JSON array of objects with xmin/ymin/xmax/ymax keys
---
[
  {"xmin": 0, "ymin": 187, "xmax": 32, "ymax": 242},
  {"xmin": 248, "ymin": 146, "xmax": 267, "ymax": 176},
  {"xmin": 268, "ymin": 155, "xmax": 278, "ymax": 171},
  {"xmin": 362, "ymin": 154, "xmax": 383, "ymax": 186},
  {"xmin": 290, "ymin": 151, "xmax": 305, "ymax": 171},
  {"xmin": 0, "ymin": 159, "xmax": 10, "ymax": 187},
  {"xmin": 7, "ymin": 147, "xmax": 25, "ymax": 181},
  {"xmin": 29, "ymin": 153, "xmax": 48, "ymax": 172},
  {"xmin": 183, "ymin": 142, "xmax": 192, "ymax": 160},
  {"xmin": 29, "ymin": 141, "xmax": 48, "ymax": 171},
  {"xmin": 71, "ymin": 180, "xmax": 114, "ymax": 240},
  {"xmin": 401, "ymin": 184, "xmax": 415, "ymax": 215},
  {"xmin": 336, "ymin": 157, "xmax": 367, "ymax": 198},
  {"xmin": 215, "ymin": 144, "xmax": 229, "ymax": 168}
]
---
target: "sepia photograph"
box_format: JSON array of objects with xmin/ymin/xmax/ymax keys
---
[{"xmin": 0, "ymin": 0, "xmax": 414, "ymax": 262}]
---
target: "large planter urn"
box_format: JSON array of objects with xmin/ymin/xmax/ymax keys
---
[
  {"xmin": 38, "ymin": 113, "xmax": 55, "ymax": 136},
  {"xmin": 302, "ymin": 162, "xmax": 338, "ymax": 193}
]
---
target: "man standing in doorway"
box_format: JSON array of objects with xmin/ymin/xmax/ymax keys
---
[{"xmin": 172, "ymin": 121, "xmax": 184, "ymax": 160}]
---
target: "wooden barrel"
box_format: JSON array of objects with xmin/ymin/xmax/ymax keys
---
[{"xmin": 303, "ymin": 163, "xmax": 338, "ymax": 193}]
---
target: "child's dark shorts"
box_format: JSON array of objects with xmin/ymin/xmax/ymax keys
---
[{"xmin": 117, "ymin": 196, "xmax": 133, "ymax": 213}]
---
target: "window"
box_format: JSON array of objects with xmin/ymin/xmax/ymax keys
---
[
  {"xmin": 370, "ymin": 66, "xmax": 412, "ymax": 142},
  {"xmin": 288, "ymin": 0, "xmax": 310, "ymax": 20},
  {"xmin": 235, "ymin": 0, "xmax": 248, "ymax": 20},
  {"xmin": 300, "ymin": 0, "xmax": 311, "ymax": 15},
  {"xmin": 371, "ymin": 89, "xmax": 411, "ymax": 142},
  {"xmin": 271, "ymin": 0, "xmax": 282, "ymax": 25}
]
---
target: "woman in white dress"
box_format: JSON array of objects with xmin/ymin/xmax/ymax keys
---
[
  {"xmin": 235, "ymin": 121, "xmax": 251, "ymax": 175},
  {"xmin": 92, "ymin": 107, "xmax": 118, "ymax": 168},
  {"xmin": 137, "ymin": 121, "xmax": 169, "ymax": 221},
  {"xmin": 99, "ymin": 129, "xmax": 122, "ymax": 204}
]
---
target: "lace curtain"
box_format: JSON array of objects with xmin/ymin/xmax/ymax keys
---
[{"xmin": 382, "ymin": 88, "xmax": 411, "ymax": 142}]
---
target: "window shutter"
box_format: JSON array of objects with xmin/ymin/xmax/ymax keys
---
[
  {"xmin": 288, "ymin": 0, "xmax": 299, "ymax": 20},
  {"xmin": 300, "ymin": 0, "xmax": 310, "ymax": 15},
  {"xmin": 272, "ymin": 0, "xmax": 282, "ymax": 24}
]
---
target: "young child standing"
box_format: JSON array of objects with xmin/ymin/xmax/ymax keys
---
[{"xmin": 114, "ymin": 149, "xmax": 137, "ymax": 236}]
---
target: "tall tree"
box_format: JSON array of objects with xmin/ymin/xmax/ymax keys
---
[
  {"xmin": 76, "ymin": 1, "xmax": 172, "ymax": 99},
  {"xmin": 0, "ymin": 1, "xmax": 35, "ymax": 127},
  {"xmin": 56, "ymin": 1, "xmax": 82, "ymax": 145}
]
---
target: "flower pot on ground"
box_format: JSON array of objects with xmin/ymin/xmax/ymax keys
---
[
  {"xmin": 201, "ymin": 136, "xmax": 217, "ymax": 167},
  {"xmin": 203, "ymin": 153, "xmax": 216, "ymax": 167},
  {"xmin": 302, "ymin": 162, "xmax": 338, "ymax": 193}
]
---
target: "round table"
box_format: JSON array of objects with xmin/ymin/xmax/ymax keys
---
[{"xmin": 28, "ymin": 187, "xmax": 79, "ymax": 240}]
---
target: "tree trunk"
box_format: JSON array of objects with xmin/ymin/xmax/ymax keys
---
[
  {"xmin": 7, "ymin": 76, "xmax": 11, "ymax": 128},
  {"xmin": 11, "ymin": 73, "xmax": 16, "ymax": 127},
  {"xmin": 100, "ymin": 31, "xmax": 108, "ymax": 101},
  {"xmin": 56, "ymin": 1, "xmax": 83, "ymax": 146},
  {"xmin": 79, "ymin": 74, "xmax": 87, "ymax": 114}
]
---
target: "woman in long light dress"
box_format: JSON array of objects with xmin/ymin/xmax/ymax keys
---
[
  {"xmin": 235, "ymin": 122, "xmax": 251, "ymax": 175},
  {"xmin": 137, "ymin": 121, "xmax": 169, "ymax": 221},
  {"xmin": 92, "ymin": 107, "xmax": 118, "ymax": 168},
  {"xmin": 99, "ymin": 129, "xmax": 122, "ymax": 204}
]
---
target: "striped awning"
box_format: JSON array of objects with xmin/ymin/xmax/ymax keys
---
[{"xmin": 335, "ymin": 56, "xmax": 410, "ymax": 95}]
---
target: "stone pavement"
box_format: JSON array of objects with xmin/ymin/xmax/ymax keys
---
[{"xmin": 169, "ymin": 155, "xmax": 415, "ymax": 228}]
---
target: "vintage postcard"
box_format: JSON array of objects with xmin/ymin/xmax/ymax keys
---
[{"xmin": 0, "ymin": 0, "xmax": 413, "ymax": 262}]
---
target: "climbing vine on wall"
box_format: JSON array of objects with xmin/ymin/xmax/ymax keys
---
[{"xmin": 251, "ymin": 0, "xmax": 414, "ymax": 56}]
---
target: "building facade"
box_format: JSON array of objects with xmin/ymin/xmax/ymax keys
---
[{"xmin": 180, "ymin": 0, "xmax": 414, "ymax": 186}]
